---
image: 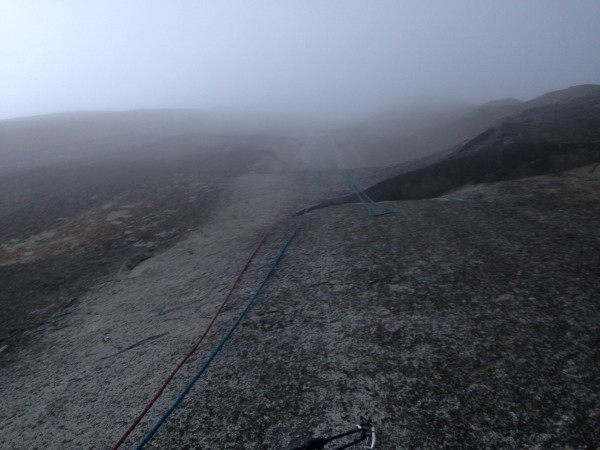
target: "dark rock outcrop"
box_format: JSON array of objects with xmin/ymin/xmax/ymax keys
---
[{"xmin": 309, "ymin": 87, "xmax": 600, "ymax": 212}]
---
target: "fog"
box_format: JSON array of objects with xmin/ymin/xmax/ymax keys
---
[{"xmin": 2, "ymin": 0, "xmax": 600, "ymax": 121}]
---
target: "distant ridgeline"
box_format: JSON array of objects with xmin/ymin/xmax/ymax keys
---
[{"xmin": 315, "ymin": 85, "xmax": 600, "ymax": 210}]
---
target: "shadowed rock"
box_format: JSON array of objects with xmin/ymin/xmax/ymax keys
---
[{"xmin": 306, "ymin": 88, "xmax": 600, "ymax": 213}]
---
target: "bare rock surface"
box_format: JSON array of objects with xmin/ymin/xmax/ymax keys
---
[
  {"xmin": 1, "ymin": 94, "xmax": 599, "ymax": 448},
  {"xmin": 0, "ymin": 155, "xmax": 313, "ymax": 448},
  {"xmin": 308, "ymin": 87, "xmax": 600, "ymax": 215},
  {"xmin": 140, "ymin": 167, "xmax": 600, "ymax": 449},
  {"xmin": 0, "ymin": 137, "xmax": 283, "ymax": 359},
  {"xmin": 1, "ymin": 157, "xmax": 599, "ymax": 448}
]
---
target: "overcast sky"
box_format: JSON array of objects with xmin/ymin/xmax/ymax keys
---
[{"xmin": 1, "ymin": 0, "xmax": 600, "ymax": 120}]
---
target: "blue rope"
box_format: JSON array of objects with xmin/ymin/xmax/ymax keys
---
[
  {"xmin": 338, "ymin": 166, "xmax": 395, "ymax": 217},
  {"xmin": 135, "ymin": 176, "xmax": 319, "ymax": 449}
]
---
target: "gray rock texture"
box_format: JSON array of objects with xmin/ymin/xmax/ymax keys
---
[
  {"xmin": 1, "ymin": 162, "xmax": 598, "ymax": 449},
  {"xmin": 1, "ymin": 89, "xmax": 599, "ymax": 449}
]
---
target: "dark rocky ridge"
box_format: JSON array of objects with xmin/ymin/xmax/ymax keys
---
[
  {"xmin": 308, "ymin": 87, "xmax": 600, "ymax": 212},
  {"xmin": 337, "ymin": 84, "xmax": 600, "ymax": 168}
]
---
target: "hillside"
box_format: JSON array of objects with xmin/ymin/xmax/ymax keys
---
[
  {"xmin": 0, "ymin": 109, "xmax": 298, "ymax": 175},
  {"xmin": 309, "ymin": 85, "xmax": 600, "ymax": 211},
  {"xmin": 338, "ymin": 84, "xmax": 600, "ymax": 168},
  {"xmin": 0, "ymin": 86, "xmax": 599, "ymax": 448},
  {"xmin": 0, "ymin": 108, "xmax": 306, "ymax": 355}
]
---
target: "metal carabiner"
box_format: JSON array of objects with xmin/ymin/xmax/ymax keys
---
[
  {"xmin": 357, "ymin": 417, "xmax": 376, "ymax": 449},
  {"xmin": 364, "ymin": 425, "xmax": 376, "ymax": 449}
]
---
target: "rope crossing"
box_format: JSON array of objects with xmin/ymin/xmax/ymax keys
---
[
  {"xmin": 134, "ymin": 176, "xmax": 320, "ymax": 449},
  {"xmin": 338, "ymin": 166, "xmax": 395, "ymax": 217}
]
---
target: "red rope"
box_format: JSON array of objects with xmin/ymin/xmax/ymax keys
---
[{"xmin": 112, "ymin": 206, "xmax": 284, "ymax": 449}]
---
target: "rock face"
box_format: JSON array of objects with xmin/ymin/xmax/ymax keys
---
[
  {"xmin": 3, "ymin": 161, "xmax": 599, "ymax": 449},
  {"xmin": 1, "ymin": 87, "xmax": 599, "ymax": 448},
  {"xmin": 309, "ymin": 87, "xmax": 600, "ymax": 212},
  {"xmin": 337, "ymin": 84, "xmax": 600, "ymax": 168},
  {"xmin": 0, "ymin": 139, "xmax": 272, "ymax": 356},
  {"xmin": 368, "ymin": 92, "xmax": 600, "ymax": 202},
  {"xmin": 155, "ymin": 168, "xmax": 600, "ymax": 449}
]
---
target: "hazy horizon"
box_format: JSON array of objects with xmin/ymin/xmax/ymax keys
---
[{"xmin": 2, "ymin": 1, "xmax": 600, "ymax": 121}]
